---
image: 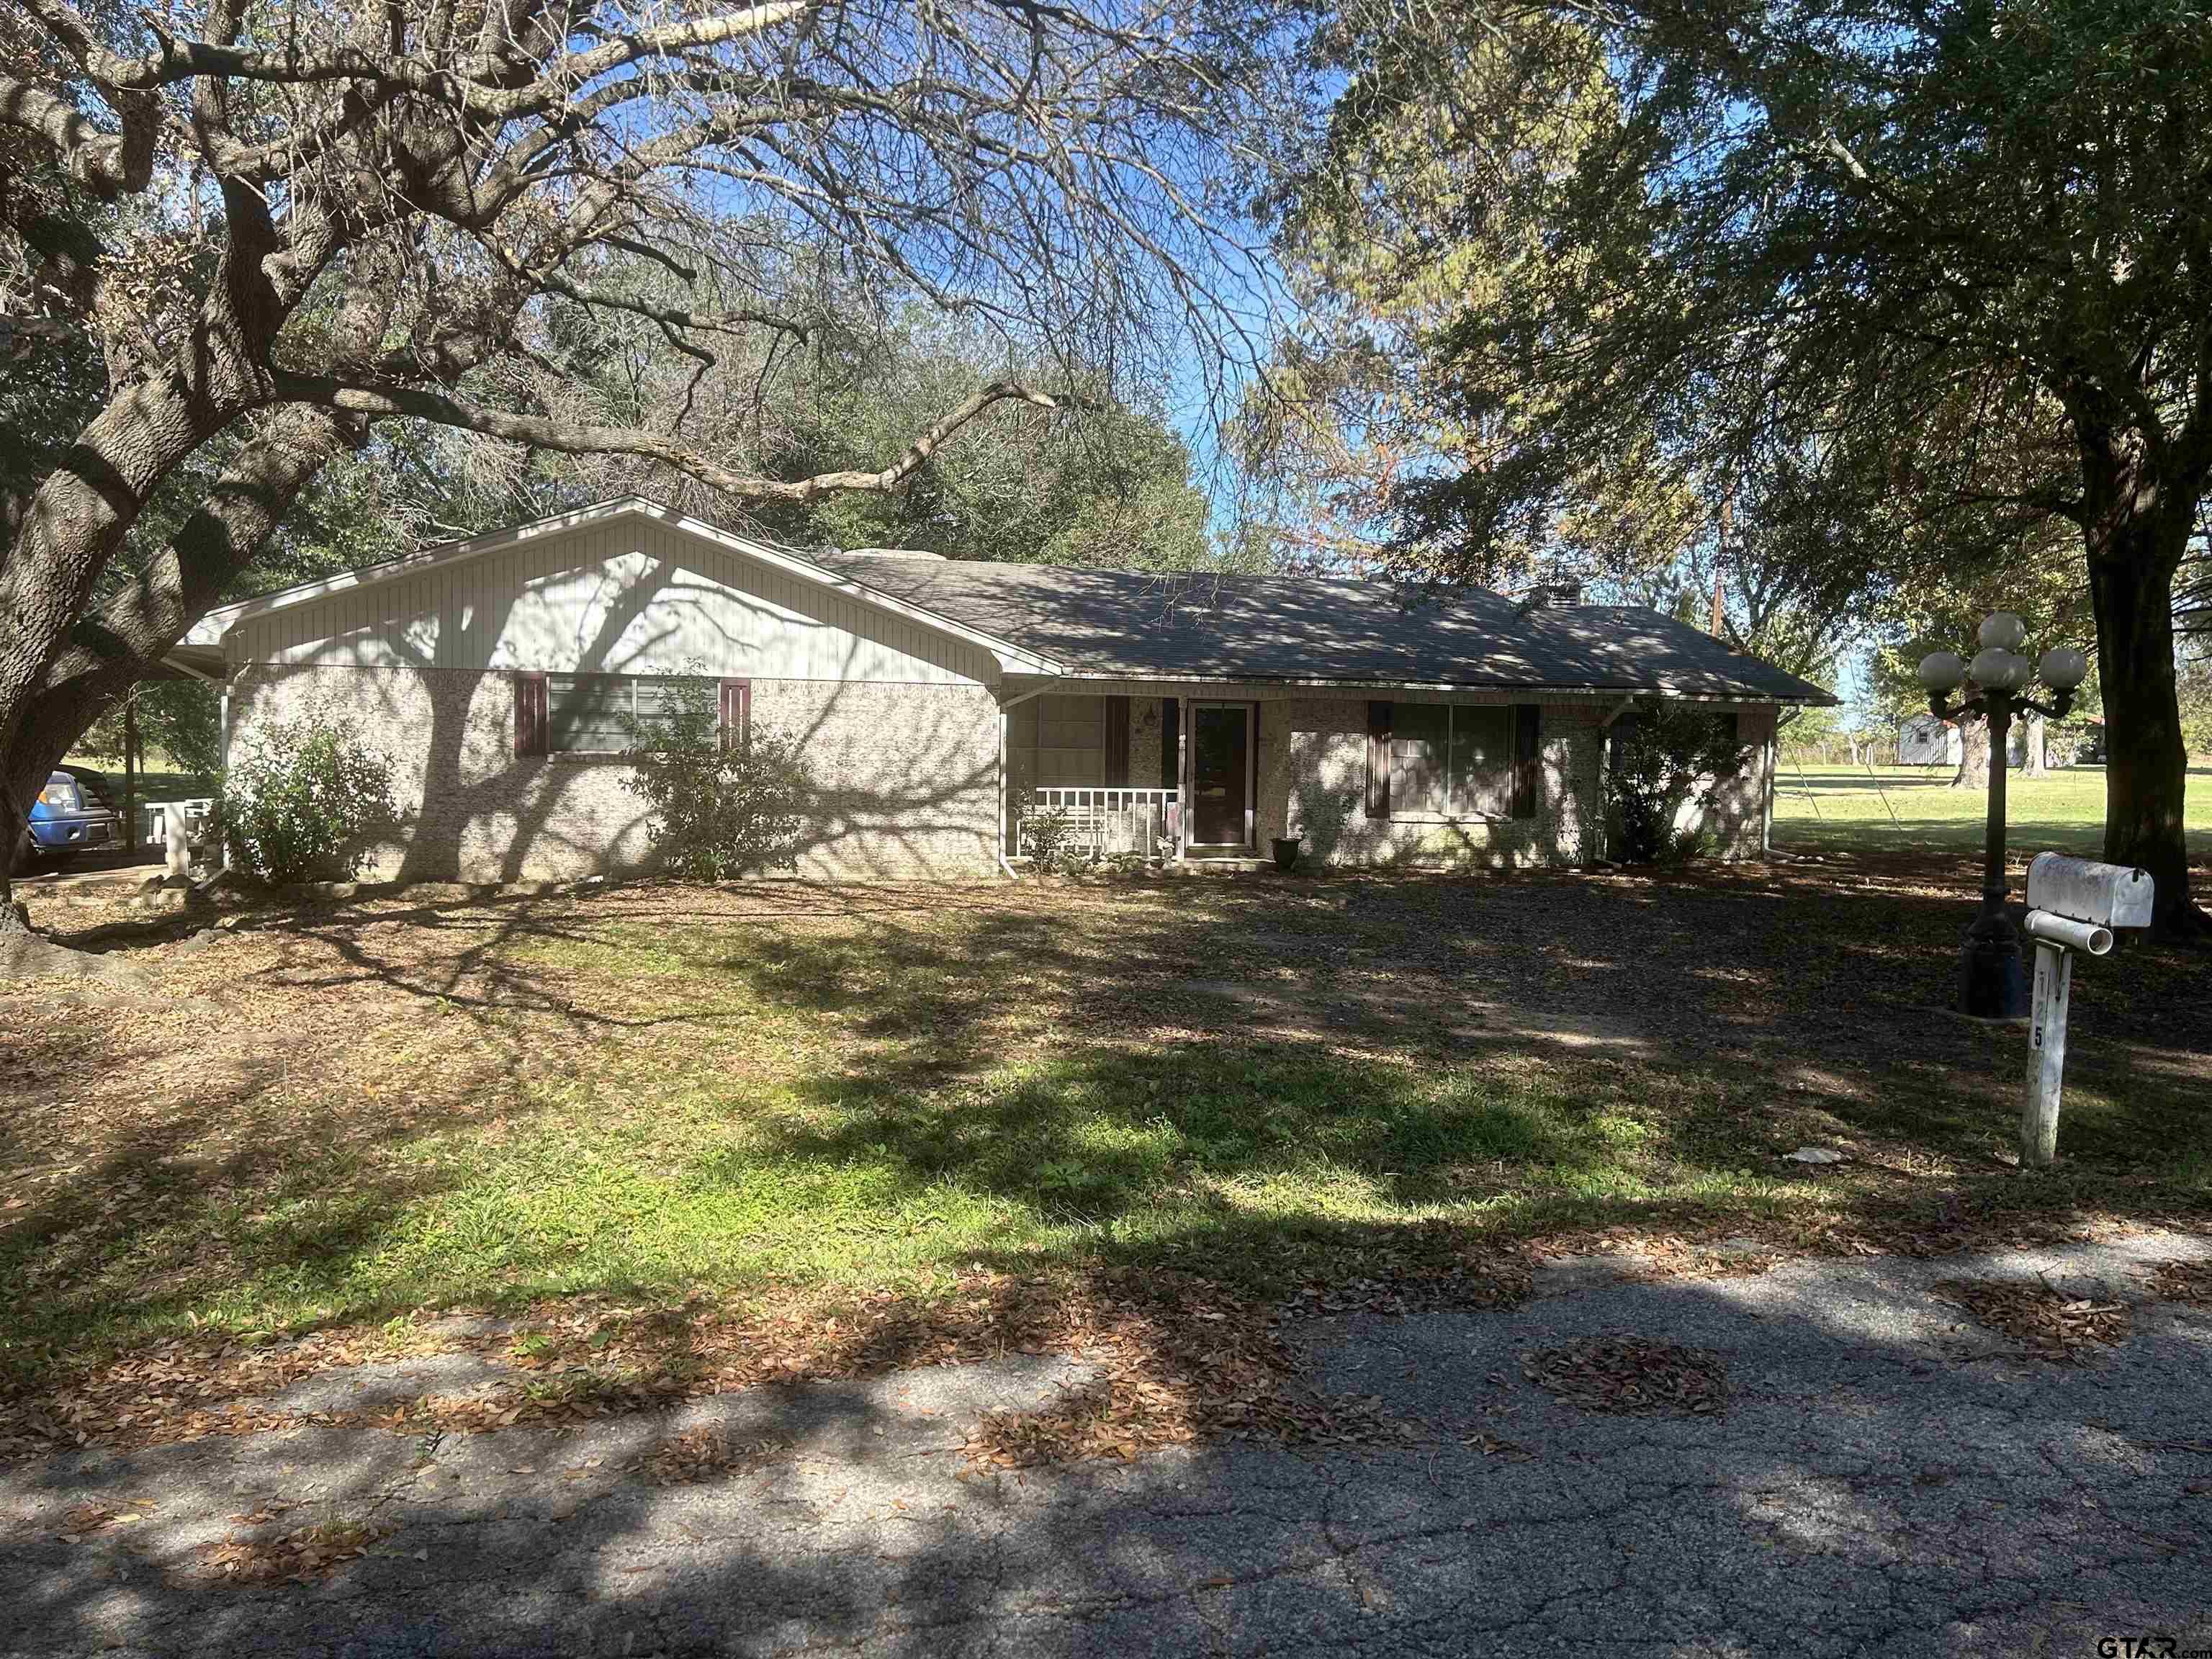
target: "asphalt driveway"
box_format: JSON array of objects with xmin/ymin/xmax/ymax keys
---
[{"xmin": 6, "ymin": 1232, "xmax": 2211, "ymax": 1657}]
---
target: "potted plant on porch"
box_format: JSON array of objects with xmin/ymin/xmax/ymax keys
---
[{"xmin": 1269, "ymin": 833, "xmax": 1303, "ymax": 872}]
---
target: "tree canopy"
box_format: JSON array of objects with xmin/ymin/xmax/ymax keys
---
[{"xmin": 1266, "ymin": 0, "xmax": 2212, "ymax": 930}]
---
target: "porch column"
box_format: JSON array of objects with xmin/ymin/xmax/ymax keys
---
[{"xmin": 1175, "ymin": 696, "xmax": 1189, "ymax": 862}]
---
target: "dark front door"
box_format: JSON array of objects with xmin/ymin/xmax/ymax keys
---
[{"xmin": 1191, "ymin": 703, "xmax": 1249, "ymax": 845}]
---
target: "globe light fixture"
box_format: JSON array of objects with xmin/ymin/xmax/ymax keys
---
[
  {"xmin": 1916, "ymin": 650, "xmax": 1966, "ymax": 693},
  {"xmin": 2038, "ymin": 647, "xmax": 2089, "ymax": 691},
  {"xmin": 1968, "ymin": 647, "xmax": 2032, "ymax": 691},
  {"xmin": 1920, "ymin": 614, "xmax": 2089, "ymax": 1019}
]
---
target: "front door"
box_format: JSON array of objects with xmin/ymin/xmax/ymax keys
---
[{"xmin": 1191, "ymin": 703, "xmax": 1250, "ymax": 845}]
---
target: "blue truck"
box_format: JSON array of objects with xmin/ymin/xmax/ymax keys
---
[{"xmin": 22, "ymin": 765, "xmax": 123, "ymax": 870}]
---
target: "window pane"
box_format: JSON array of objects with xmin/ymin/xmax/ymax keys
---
[
  {"xmin": 1390, "ymin": 702, "xmax": 1449, "ymax": 815},
  {"xmin": 1450, "ymin": 706, "xmax": 1514, "ymax": 817},
  {"xmin": 548, "ymin": 674, "xmax": 631, "ymax": 752},
  {"xmin": 632, "ymin": 678, "xmax": 684, "ymax": 721},
  {"xmin": 632, "ymin": 677, "xmax": 713, "ymax": 746},
  {"xmin": 1033, "ymin": 694, "xmax": 1105, "ymax": 786}
]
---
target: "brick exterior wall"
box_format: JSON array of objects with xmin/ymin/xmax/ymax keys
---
[
  {"xmin": 1267, "ymin": 696, "xmax": 1606, "ymax": 869},
  {"xmin": 230, "ymin": 665, "xmax": 1002, "ymax": 881},
  {"xmin": 1699, "ymin": 703, "xmax": 1776, "ymax": 860},
  {"xmin": 231, "ymin": 665, "xmax": 1774, "ymax": 881},
  {"xmin": 1128, "ymin": 696, "xmax": 1166, "ymax": 789}
]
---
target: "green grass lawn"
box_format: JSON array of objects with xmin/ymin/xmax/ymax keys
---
[
  {"xmin": 1773, "ymin": 761, "xmax": 2212, "ymax": 857},
  {"xmin": 5, "ymin": 867, "xmax": 2207, "ymax": 1390}
]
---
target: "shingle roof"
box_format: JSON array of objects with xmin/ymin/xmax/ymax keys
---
[
  {"xmin": 179, "ymin": 495, "xmax": 1833, "ymax": 703},
  {"xmin": 809, "ymin": 553, "xmax": 1835, "ymax": 703}
]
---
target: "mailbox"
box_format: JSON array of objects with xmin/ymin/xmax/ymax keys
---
[
  {"xmin": 2016, "ymin": 853, "xmax": 2153, "ymax": 1169},
  {"xmin": 2024, "ymin": 853, "xmax": 2154, "ymax": 929}
]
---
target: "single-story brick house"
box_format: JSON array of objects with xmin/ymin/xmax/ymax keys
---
[{"xmin": 175, "ymin": 496, "xmax": 1831, "ymax": 881}]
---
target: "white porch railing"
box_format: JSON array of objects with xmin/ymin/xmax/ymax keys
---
[
  {"xmin": 1017, "ymin": 787, "xmax": 1179, "ymax": 861},
  {"xmin": 145, "ymin": 798, "xmax": 215, "ymax": 848}
]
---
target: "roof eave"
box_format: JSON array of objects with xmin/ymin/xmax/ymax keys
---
[
  {"xmin": 1015, "ymin": 670, "xmax": 1833, "ymax": 703},
  {"xmin": 189, "ymin": 497, "xmax": 1064, "ymax": 677}
]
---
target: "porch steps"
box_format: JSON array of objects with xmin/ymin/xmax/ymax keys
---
[{"xmin": 1171, "ymin": 855, "xmax": 1279, "ymax": 877}]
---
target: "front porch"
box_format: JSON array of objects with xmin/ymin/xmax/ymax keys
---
[{"xmin": 1002, "ymin": 693, "xmax": 1262, "ymax": 864}]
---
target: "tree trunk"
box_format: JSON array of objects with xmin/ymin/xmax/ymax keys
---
[
  {"xmin": 2089, "ymin": 532, "xmax": 2201, "ymax": 935},
  {"xmin": 2022, "ymin": 710, "xmax": 2048, "ymax": 778},
  {"xmin": 0, "ymin": 402, "xmax": 351, "ymax": 933},
  {"xmin": 1951, "ymin": 714, "xmax": 1991, "ymax": 789}
]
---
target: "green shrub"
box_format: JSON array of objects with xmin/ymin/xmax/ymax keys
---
[
  {"xmin": 624, "ymin": 677, "xmax": 812, "ymax": 879},
  {"xmin": 220, "ymin": 709, "xmax": 400, "ymax": 881},
  {"xmin": 1606, "ymin": 705, "xmax": 1750, "ymax": 864},
  {"xmin": 1015, "ymin": 788, "xmax": 1089, "ymax": 876}
]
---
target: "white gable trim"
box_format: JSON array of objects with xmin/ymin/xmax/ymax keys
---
[{"xmin": 188, "ymin": 497, "xmax": 1064, "ymax": 676}]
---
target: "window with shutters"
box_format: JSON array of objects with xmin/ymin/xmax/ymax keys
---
[
  {"xmin": 1005, "ymin": 693, "xmax": 1108, "ymax": 790},
  {"xmin": 541, "ymin": 674, "xmax": 728, "ymax": 754},
  {"xmin": 1388, "ymin": 703, "xmax": 1518, "ymax": 819}
]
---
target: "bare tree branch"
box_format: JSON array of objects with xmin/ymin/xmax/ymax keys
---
[{"xmin": 277, "ymin": 372, "xmax": 1078, "ymax": 500}]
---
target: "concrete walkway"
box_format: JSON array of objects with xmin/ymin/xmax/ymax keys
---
[{"xmin": 6, "ymin": 1233, "xmax": 2211, "ymax": 1657}]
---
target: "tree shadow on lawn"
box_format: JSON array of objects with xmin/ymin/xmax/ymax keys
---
[
  {"xmin": 0, "ymin": 888, "xmax": 760, "ymax": 1375},
  {"xmin": 706, "ymin": 860, "xmax": 2212, "ymax": 1282},
  {"xmin": 4, "ymin": 865, "xmax": 2206, "ymax": 1388},
  {"xmin": 0, "ymin": 885, "xmax": 1115, "ymax": 1376}
]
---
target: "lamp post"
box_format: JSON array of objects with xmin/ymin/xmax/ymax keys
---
[{"xmin": 1917, "ymin": 616, "xmax": 2090, "ymax": 1019}]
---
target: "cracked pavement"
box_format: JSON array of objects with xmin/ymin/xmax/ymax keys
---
[{"xmin": 6, "ymin": 1233, "xmax": 2211, "ymax": 1657}]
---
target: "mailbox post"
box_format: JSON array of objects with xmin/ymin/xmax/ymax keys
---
[{"xmin": 2018, "ymin": 853, "xmax": 2154, "ymax": 1167}]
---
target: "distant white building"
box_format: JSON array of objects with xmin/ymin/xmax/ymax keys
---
[
  {"xmin": 1897, "ymin": 713, "xmax": 1962, "ymax": 766},
  {"xmin": 1897, "ymin": 711, "xmax": 2043, "ymax": 768}
]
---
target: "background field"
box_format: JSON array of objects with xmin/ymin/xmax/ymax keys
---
[{"xmin": 1771, "ymin": 763, "xmax": 2212, "ymax": 857}]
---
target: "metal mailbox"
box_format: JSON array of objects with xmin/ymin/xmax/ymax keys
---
[
  {"xmin": 2016, "ymin": 854, "xmax": 2153, "ymax": 1169},
  {"xmin": 2024, "ymin": 852, "xmax": 2154, "ymax": 929}
]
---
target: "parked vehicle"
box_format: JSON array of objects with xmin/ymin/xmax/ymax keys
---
[{"xmin": 21, "ymin": 765, "xmax": 122, "ymax": 870}]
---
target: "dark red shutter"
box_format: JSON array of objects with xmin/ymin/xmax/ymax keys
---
[
  {"xmin": 1510, "ymin": 703, "xmax": 1541, "ymax": 819},
  {"xmin": 1104, "ymin": 695, "xmax": 1130, "ymax": 786},
  {"xmin": 515, "ymin": 673, "xmax": 547, "ymax": 758},
  {"xmin": 719, "ymin": 678, "xmax": 751, "ymax": 750},
  {"xmin": 1366, "ymin": 701, "xmax": 1392, "ymax": 818},
  {"xmin": 1159, "ymin": 698, "xmax": 1179, "ymax": 791}
]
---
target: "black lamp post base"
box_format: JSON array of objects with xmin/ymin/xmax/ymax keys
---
[{"xmin": 1959, "ymin": 909, "xmax": 2028, "ymax": 1020}]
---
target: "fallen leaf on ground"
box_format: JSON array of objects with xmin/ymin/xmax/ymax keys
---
[
  {"xmin": 200, "ymin": 1519, "xmax": 392, "ymax": 1585},
  {"xmin": 1935, "ymin": 1279, "xmax": 2133, "ymax": 1362},
  {"xmin": 1520, "ymin": 1336, "xmax": 1730, "ymax": 1416}
]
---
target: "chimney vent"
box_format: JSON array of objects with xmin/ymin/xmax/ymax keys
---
[{"xmin": 1516, "ymin": 582, "xmax": 1583, "ymax": 615}]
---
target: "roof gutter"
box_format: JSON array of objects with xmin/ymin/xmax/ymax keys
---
[
  {"xmin": 160, "ymin": 653, "xmax": 225, "ymax": 685},
  {"xmin": 1017, "ymin": 675, "xmax": 1832, "ymax": 706}
]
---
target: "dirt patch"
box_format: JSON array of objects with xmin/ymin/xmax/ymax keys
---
[
  {"xmin": 1934, "ymin": 1279, "xmax": 2134, "ymax": 1362},
  {"xmin": 963, "ymin": 1286, "xmax": 1408, "ymax": 1470},
  {"xmin": 0, "ymin": 926, "xmax": 157, "ymax": 993},
  {"xmin": 1521, "ymin": 1335, "xmax": 1730, "ymax": 1415}
]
